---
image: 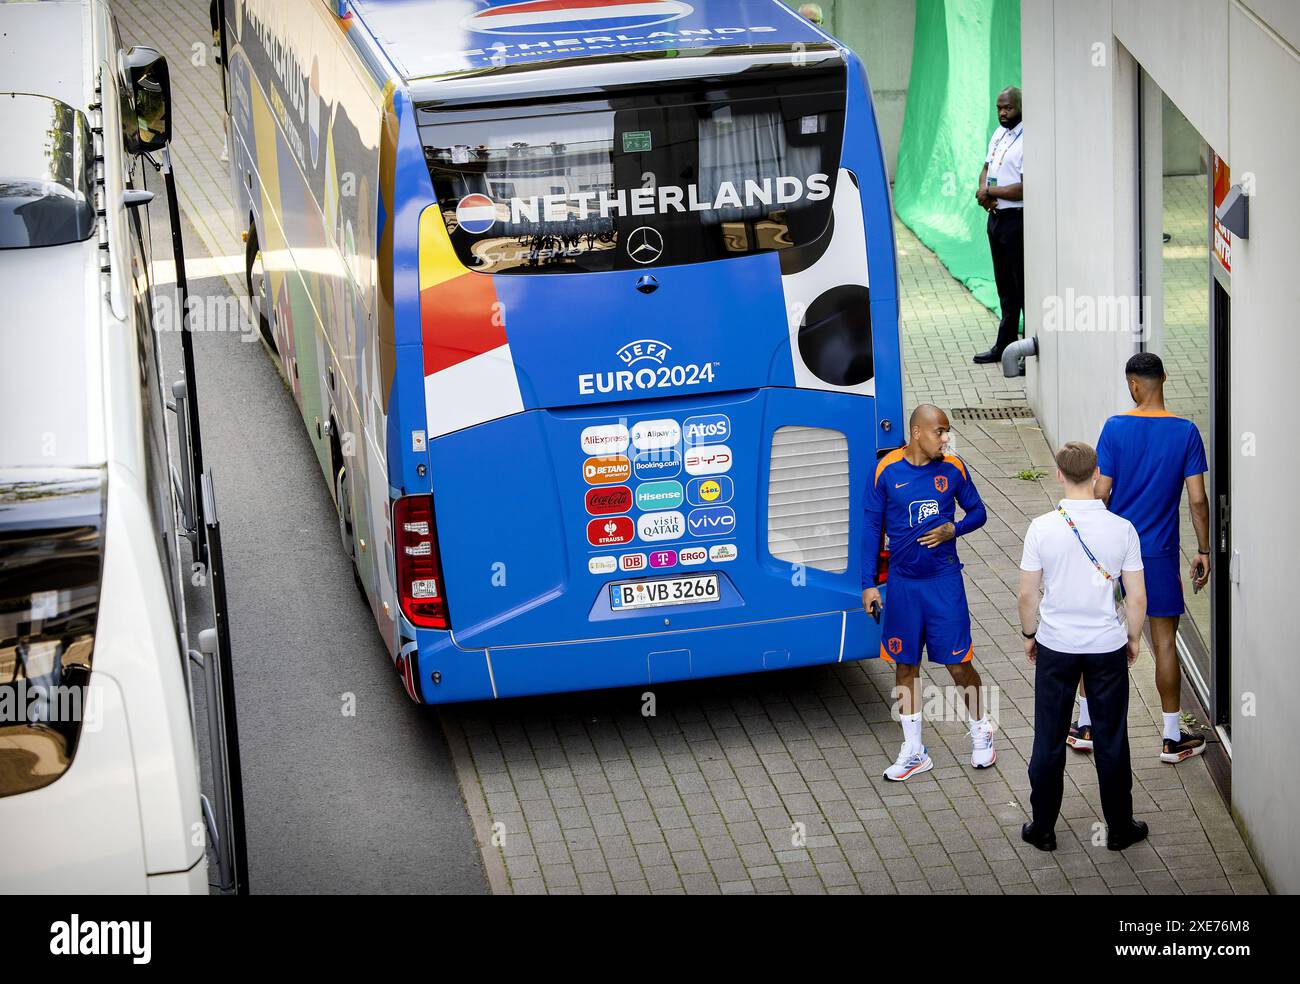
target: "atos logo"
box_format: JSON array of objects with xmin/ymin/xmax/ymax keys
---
[
  {"xmin": 587, "ymin": 516, "xmax": 635, "ymax": 547},
  {"xmin": 615, "ymin": 338, "xmax": 671, "ymax": 367},
  {"xmin": 586, "ymin": 485, "xmax": 632, "ymax": 515},
  {"xmin": 687, "ymin": 506, "xmax": 736, "ymax": 538},
  {"xmin": 683, "ymin": 414, "xmax": 730, "ymax": 446}
]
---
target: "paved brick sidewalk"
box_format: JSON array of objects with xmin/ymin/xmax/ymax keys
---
[{"xmin": 121, "ymin": 0, "xmax": 1264, "ymax": 896}]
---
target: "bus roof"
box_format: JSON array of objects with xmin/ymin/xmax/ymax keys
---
[{"xmin": 348, "ymin": 0, "xmax": 833, "ymax": 82}]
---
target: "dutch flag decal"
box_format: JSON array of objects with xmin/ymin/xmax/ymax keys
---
[
  {"xmin": 455, "ymin": 193, "xmax": 498, "ymax": 234},
  {"xmin": 461, "ymin": 0, "xmax": 695, "ymax": 36}
]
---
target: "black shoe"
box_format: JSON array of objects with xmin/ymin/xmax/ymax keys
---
[
  {"xmin": 1066, "ymin": 723, "xmax": 1093, "ymax": 752},
  {"xmin": 1021, "ymin": 822, "xmax": 1057, "ymax": 852},
  {"xmin": 1161, "ymin": 731, "xmax": 1206, "ymax": 763},
  {"xmin": 1107, "ymin": 819, "xmax": 1149, "ymax": 851},
  {"xmin": 973, "ymin": 348, "xmax": 1003, "ymax": 365}
]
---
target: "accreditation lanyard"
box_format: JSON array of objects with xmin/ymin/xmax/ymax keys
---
[
  {"xmin": 991, "ymin": 125, "xmax": 1022, "ymax": 171},
  {"xmin": 1058, "ymin": 506, "xmax": 1123, "ymax": 607}
]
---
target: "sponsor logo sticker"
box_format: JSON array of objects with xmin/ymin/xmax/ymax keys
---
[
  {"xmin": 619, "ymin": 552, "xmax": 648, "ymax": 572},
  {"xmin": 633, "ymin": 448, "xmax": 681, "ymax": 480},
  {"xmin": 635, "ymin": 480, "xmax": 684, "ymax": 512},
  {"xmin": 686, "ymin": 476, "xmax": 733, "ymax": 506},
  {"xmin": 648, "ymin": 549, "xmax": 678, "ymax": 569},
  {"xmin": 684, "ymin": 444, "xmax": 732, "ymax": 476},
  {"xmin": 581, "ymin": 423, "xmax": 630, "ymax": 455},
  {"xmin": 460, "ymin": 0, "xmax": 696, "ymax": 37},
  {"xmin": 586, "ymin": 485, "xmax": 632, "ymax": 515},
  {"xmin": 637, "ymin": 510, "xmax": 685, "ymax": 542},
  {"xmin": 588, "ymin": 516, "xmax": 635, "ymax": 546},
  {"xmin": 631, "ymin": 418, "xmax": 681, "ymax": 451},
  {"xmin": 708, "ymin": 543, "xmax": 738, "ymax": 563},
  {"xmin": 683, "ymin": 413, "xmax": 730, "ymax": 446},
  {"xmin": 687, "ymin": 505, "xmax": 736, "ymax": 538},
  {"xmin": 584, "ymin": 455, "xmax": 632, "ymax": 485},
  {"xmin": 588, "ymin": 555, "xmax": 617, "ymax": 575},
  {"xmin": 679, "ymin": 546, "xmax": 709, "ymax": 566}
]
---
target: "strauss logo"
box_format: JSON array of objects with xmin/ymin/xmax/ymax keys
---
[{"xmin": 604, "ymin": 520, "xmax": 619, "ymax": 536}]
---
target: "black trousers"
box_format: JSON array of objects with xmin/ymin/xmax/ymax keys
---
[
  {"xmin": 1029, "ymin": 642, "xmax": 1133, "ymax": 835},
  {"xmin": 987, "ymin": 207, "xmax": 1024, "ymax": 352}
]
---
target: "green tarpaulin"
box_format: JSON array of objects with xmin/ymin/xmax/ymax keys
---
[{"xmin": 893, "ymin": 0, "xmax": 1021, "ymax": 316}]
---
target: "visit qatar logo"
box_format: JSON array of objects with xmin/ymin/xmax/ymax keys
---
[{"xmin": 461, "ymin": 0, "xmax": 695, "ymax": 36}]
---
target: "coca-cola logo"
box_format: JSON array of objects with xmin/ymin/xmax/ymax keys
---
[
  {"xmin": 587, "ymin": 516, "xmax": 635, "ymax": 547},
  {"xmin": 586, "ymin": 485, "xmax": 632, "ymax": 515}
]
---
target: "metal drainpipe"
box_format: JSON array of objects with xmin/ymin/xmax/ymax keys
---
[{"xmin": 1001, "ymin": 335, "xmax": 1038, "ymax": 378}]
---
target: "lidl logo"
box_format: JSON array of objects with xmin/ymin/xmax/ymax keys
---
[
  {"xmin": 636, "ymin": 481, "xmax": 683, "ymax": 512},
  {"xmin": 687, "ymin": 506, "xmax": 736, "ymax": 538},
  {"xmin": 461, "ymin": 0, "xmax": 695, "ymax": 36},
  {"xmin": 686, "ymin": 476, "xmax": 733, "ymax": 506},
  {"xmin": 455, "ymin": 193, "xmax": 497, "ymax": 234},
  {"xmin": 683, "ymin": 413, "xmax": 730, "ymax": 446}
]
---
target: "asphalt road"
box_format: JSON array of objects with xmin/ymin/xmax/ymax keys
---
[{"xmin": 146, "ymin": 191, "xmax": 487, "ymax": 894}]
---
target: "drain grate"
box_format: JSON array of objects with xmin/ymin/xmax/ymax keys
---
[{"xmin": 949, "ymin": 405, "xmax": 1035, "ymax": 422}]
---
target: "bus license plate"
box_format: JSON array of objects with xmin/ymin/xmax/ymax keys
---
[{"xmin": 609, "ymin": 574, "xmax": 720, "ymax": 611}]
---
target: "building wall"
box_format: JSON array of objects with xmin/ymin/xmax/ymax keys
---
[
  {"xmin": 1023, "ymin": 0, "xmax": 1300, "ymax": 893},
  {"xmin": 784, "ymin": 0, "xmax": 917, "ymax": 178}
]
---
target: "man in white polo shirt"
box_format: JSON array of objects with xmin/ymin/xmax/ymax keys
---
[
  {"xmin": 973, "ymin": 86, "xmax": 1024, "ymax": 365},
  {"xmin": 1016, "ymin": 441, "xmax": 1149, "ymax": 853}
]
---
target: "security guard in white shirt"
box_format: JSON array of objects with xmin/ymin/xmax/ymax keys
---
[{"xmin": 973, "ymin": 86, "xmax": 1024, "ymax": 364}]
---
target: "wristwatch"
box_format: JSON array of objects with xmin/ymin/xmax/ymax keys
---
[{"xmin": 1021, "ymin": 629, "xmax": 1036, "ymax": 639}]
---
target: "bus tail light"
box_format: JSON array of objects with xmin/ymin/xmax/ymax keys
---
[
  {"xmin": 394, "ymin": 494, "xmax": 449, "ymax": 630},
  {"xmin": 876, "ymin": 542, "xmax": 890, "ymax": 585}
]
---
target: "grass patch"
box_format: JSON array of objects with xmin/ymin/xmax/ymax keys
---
[{"xmin": 1015, "ymin": 468, "xmax": 1046, "ymax": 481}]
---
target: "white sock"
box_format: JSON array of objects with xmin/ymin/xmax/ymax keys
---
[
  {"xmin": 1077, "ymin": 697, "xmax": 1091, "ymax": 727},
  {"xmin": 901, "ymin": 712, "xmax": 923, "ymax": 753},
  {"xmin": 1163, "ymin": 712, "xmax": 1182, "ymax": 742}
]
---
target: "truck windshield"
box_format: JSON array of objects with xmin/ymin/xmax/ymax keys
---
[
  {"xmin": 0, "ymin": 94, "xmax": 96, "ymax": 250},
  {"xmin": 419, "ymin": 61, "xmax": 846, "ymax": 274}
]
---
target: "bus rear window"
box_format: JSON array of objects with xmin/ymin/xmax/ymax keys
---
[{"xmin": 419, "ymin": 63, "xmax": 846, "ymax": 274}]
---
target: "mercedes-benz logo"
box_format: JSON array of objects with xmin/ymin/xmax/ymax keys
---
[{"xmin": 626, "ymin": 226, "xmax": 664, "ymax": 264}]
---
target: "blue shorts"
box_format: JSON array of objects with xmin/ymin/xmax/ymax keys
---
[
  {"xmin": 1142, "ymin": 553, "xmax": 1186, "ymax": 618},
  {"xmin": 878, "ymin": 571, "xmax": 974, "ymax": 666}
]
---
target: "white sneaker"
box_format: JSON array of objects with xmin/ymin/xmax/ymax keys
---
[
  {"xmin": 883, "ymin": 744, "xmax": 933, "ymax": 782},
  {"xmin": 970, "ymin": 718, "xmax": 996, "ymax": 769}
]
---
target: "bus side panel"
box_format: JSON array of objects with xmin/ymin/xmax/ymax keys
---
[
  {"xmin": 226, "ymin": 0, "xmax": 400, "ymax": 647},
  {"xmin": 840, "ymin": 50, "xmax": 904, "ymax": 440}
]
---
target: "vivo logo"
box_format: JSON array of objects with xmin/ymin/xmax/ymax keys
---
[{"xmin": 687, "ymin": 506, "xmax": 736, "ymax": 538}]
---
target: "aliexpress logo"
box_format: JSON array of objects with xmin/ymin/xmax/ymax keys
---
[
  {"xmin": 586, "ymin": 485, "xmax": 632, "ymax": 515},
  {"xmin": 584, "ymin": 455, "xmax": 632, "ymax": 485}
]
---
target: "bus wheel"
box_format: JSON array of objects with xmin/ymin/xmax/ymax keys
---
[
  {"xmin": 244, "ymin": 227, "xmax": 276, "ymax": 353},
  {"xmin": 335, "ymin": 464, "xmax": 356, "ymax": 563}
]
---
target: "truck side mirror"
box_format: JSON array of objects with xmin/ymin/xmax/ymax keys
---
[{"xmin": 122, "ymin": 45, "xmax": 171, "ymax": 153}]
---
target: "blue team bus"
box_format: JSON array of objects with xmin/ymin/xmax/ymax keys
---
[{"xmin": 221, "ymin": 0, "xmax": 903, "ymax": 702}]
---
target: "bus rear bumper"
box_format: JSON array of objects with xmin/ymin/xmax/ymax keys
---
[{"xmin": 412, "ymin": 608, "xmax": 880, "ymax": 703}]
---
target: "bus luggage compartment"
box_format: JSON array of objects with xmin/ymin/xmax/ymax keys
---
[{"xmin": 427, "ymin": 386, "xmax": 877, "ymax": 670}]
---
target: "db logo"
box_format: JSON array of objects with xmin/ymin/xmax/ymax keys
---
[
  {"xmin": 934, "ymin": 475, "xmax": 948, "ymax": 493},
  {"xmin": 887, "ymin": 637, "xmax": 903, "ymax": 655}
]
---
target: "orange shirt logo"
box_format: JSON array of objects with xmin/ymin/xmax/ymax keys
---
[
  {"xmin": 934, "ymin": 475, "xmax": 948, "ymax": 493},
  {"xmin": 888, "ymin": 637, "xmax": 903, "ymax": 655}
]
